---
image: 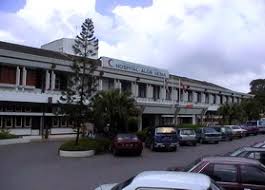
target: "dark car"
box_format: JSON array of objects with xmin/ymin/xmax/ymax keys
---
[
  {"xmin": 212, "ymin": 126, "xmax": 233, "ymax": 141},
  {"xmin": 145, "ymin": 125, "xmax": 178, "ymax": 151},
  {"xmin": 177, "ymin": 128, "xmax": 197, "ymax": 146},
  {"xmin": 227, "ymin": 147, "xmax": 265, "ymax": 165},
  {"xmin": 169, "ymin": 156, "xmax": 265, "ymax": 190},
  {"xmin": 196, "ymin": 127, "xmax": 222, "ymax": 144},
  {"xmin": 111, "ymin": 133, "xmax": 143, "ymax": 156},
  {"xmin": 241, "ymin": 121, "xmax": 259, "ymax": 136}
]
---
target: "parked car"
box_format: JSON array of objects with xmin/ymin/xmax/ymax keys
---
[
  {"xmin": 252, "ymin": 140, "xmax": 265, "ymax": 148},
  {"xmin": 95, "ymin": 171, "xmax": 223, "ymax": 190},
  {"xmin": 145, "ymin": 125, "xmax": 178, "ymax": 151},
  {"xmin": 226, "ymin": 125, "xmax": 246, "ymax": 138},
  {"xmin": 257, "ymin": 119, "xmax": 265, "ymax": 134},
  {"xmin": 227, "ymin": 146, "xmax": 265, "ymax": 165},
  {"xmin": 212, "ymin": 126, "xmax": 233, "ymax": 141},
  {"xmin": 177, "ymin": 128, "xmax": 197, "ymax": 146},
  {"xmin": 169, "ymin": 156, "xmax": 265, "ymax": 190},
  {"xmin": 196, "ymin": 127, "xmax": 222, "ymax": 144},
  {"xmin": 111, "ymin": 134, "xmax": 143, "ymax": 156},
  {"xmin": 241, "ymin": 121, "xmax": 259, "ymax": 136}
]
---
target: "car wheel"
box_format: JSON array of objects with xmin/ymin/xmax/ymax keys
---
[
  {"xmin": 214, "ymin": 141, "xmax": 219, "ymax": 144},
  {"xmin": 199, "ymin": 138, "xmax": 204, "ymax": 144},
  {"xmin": 179, "ymin": 142, "xmax": 183, "ymax": 146},
  {"xmin": 136, "ymin": 150, "xmax": 142, "ymax": 156},
  {"xmin": 192, "ymin": 142, "xmax": 197, "ymax": 146},
  {"xmin": 172, "ymin": 146, "xmax": 177, "ymax": 152}
]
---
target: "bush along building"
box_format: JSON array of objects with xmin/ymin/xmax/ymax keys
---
[{"xmin": 0, "ymin": 39, "xmax": 252, "ymax": 136}]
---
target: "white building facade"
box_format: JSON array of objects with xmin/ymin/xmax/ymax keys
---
[{"xmin": 0, "ymin": 40, "xmax": 251, "ymax": 136}]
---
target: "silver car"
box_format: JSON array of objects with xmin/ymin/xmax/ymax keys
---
[
  {"xmin": 95, "ymin": 171, "xmax": 223, "ymax": 190},
  {"xmin": 178, "ymin": 128, "xmax": 197, "ymax": 146}
]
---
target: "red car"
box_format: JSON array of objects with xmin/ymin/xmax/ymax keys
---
[
  {"xmin": 111, "ymin": 133, "xmax": 143, "ymax": 156},
  {"xmin": 169, "ymin": 156, "xmax": 265, "ymax": 190},
  {"xmin": 241, "ymin": 121, "xmax": 259, "ymax": 136}
]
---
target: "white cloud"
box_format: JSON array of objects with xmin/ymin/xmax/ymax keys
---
[{"xmin": 0, "ymin": 0, "xmax": 265, "ymax": 93}]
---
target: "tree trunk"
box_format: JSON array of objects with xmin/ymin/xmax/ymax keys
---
[{"xmin": 75, "ymin": 127, "xmax": 80, "ymax": 145}]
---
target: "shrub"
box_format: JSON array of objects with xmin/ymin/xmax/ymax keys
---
[
  {"xmin": 0, "ymin": 130, "xmax": 17, "ymax": 139},
  {"xmin": 136, "ymin": 127, "xmax": 149, "ymax": 142},
  {"xmin": 59, "ymin": 138, "xmax": 111, "ymax": 154}
]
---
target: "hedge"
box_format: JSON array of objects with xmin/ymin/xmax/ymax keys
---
[
  {"xmin": 59, "ymin": 138, "xmax": 111, "ymax": 154},
  {"xmin": 0, "ymin": 130, "xmax": 18, "ymax": 139}
]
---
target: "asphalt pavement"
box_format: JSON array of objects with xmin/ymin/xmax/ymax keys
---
[{"xmin": 0, "ymin": 134, "xmax": 265, "ymax": 190}]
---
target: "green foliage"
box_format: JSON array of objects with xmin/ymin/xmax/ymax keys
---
[
  {"xmin": 91, "ymin": 89, "xmax": 138, "ymax": 135},
  {"xmin": 136, "ymin": 129, "xmax": 148, "ymax": 142},
  {"xmin": 59, "ymin": 138, "xmax": 111, "ymax": 154},
  {"xmin": 59, "ymin": 18, "xmax": 99, "ymax": 145},
  {"xmin": 128, "ymin": 117, "xmax": 139, "ymax": 132},
  {"xmin": 250, "ymin": 79, "xmax": 265, "ymax": 115},
  {"xmin": 0, "ymin": 130, "xmax": 17, "ymax": 139}
]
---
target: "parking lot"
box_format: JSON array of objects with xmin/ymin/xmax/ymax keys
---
[{"xmin": 0, "ymin": 134, "xmax": 264, "ymax": 190}]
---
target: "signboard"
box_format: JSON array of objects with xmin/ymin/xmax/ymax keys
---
[{"xmin": 101, "ymin": 57, "xmax": 169, "ymax": 78}]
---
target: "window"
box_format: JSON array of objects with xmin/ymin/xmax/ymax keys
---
[
  {"xmin": 212, "ymin": 164, "xmax": 237, "ymax": 182},
  {"xmin": 24, "ymin": 106, "xmax": 31, "ymax": 112},
  {"xmin": 187, "ymin": 91, "xmax": 192, "ymax": 102},
  {"xmin": 53, "ymin": 118, "xmax": 58, "ymax": 127},
  {"xmin": 6, "ymin": 105, "xmax": 13, "ymax": 112},
  {"xmin": 15, "ymin": 116, "xmax": 22, "ymax": 127},
  {"xmin": 55, "ymin": 77, "xmax": 60, "ymax": 90},
  {"xmin": 197, "ymin": 92, "xmax": 201, "ymax": 103},
  {"xmin": 213, "ymin": 94, "xmax": 216, "ymax": 104},
  {"xmin": 138, "ymin": 83, "xmax": 146, "ymax": 98},
  {"xmin": 15, "ymin": 106, "xmax": 22, "ymax": 112},
  {"xmin": 153, "ymin": 85, "xmax": 160, "ymax": 100},
  {"xmin": 5, "ymin": 117, "xmax": 13, "ymax": 128},
  {"xmin": 24, "ymin": 117, "xmax": 32, "ymax": 128},
  {"xmin": 240, "ymin": 165, "xmax": 265, "ymax": 185},
  {"xmin": 61, "ymin": 118, "xmax": 66, "ymax": 127}
]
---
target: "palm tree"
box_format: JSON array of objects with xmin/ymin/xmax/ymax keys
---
[{"xmin": 90, "ymin": 89, "xmax": 138, "ymax": 136}]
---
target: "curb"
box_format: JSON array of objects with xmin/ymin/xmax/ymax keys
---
[
  {"xmin": 59, "ymin": 150, "xmax": 95, "ymax": 158},
  {"xmin": 0, "ymin": 138, "xmax": 30, "ymax": 145}
]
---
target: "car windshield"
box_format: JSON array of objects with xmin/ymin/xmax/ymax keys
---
[
  {"xmin": 117, "ymin": 134, "xmax": 138, "ymax": 140},
  {"xmin": 204, "ymin": 127, "xmax": 217, "ymax": 133},
  {"xmin": 183, "ymin": 158, "xmax": 202, "ymax": 172},
  {"xmin": 155, "ymin": 127, "xmax": 176, "ymax": 134},
  {"xmin": 228, "ymin": 148, "xmax": 244, "ymax": 156},
  {"xmin": 180, "ymin": 129, "xmax": 195, "ymax": 135},
  {"xmin": 111, "ymin": 176, "xmax": 134, "ymax": 190},
  {"xmin": 232, "ymin": 126, "xmax": 240, "ymax": 129},
  {"xmin": 246, "ymin": 121, "xmax": 256, "ymax": 126}
]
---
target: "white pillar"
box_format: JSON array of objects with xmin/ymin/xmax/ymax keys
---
[
  {"xmin": 192, "ymin": 91, "xmax": 197, "ymax": 103},
  {"xmin": 98, "ymin": 79, "xmax": 103, "ymax": 91},
  {"xmin": 160, "ymin": 86, "xmax": 166, "ymax": 100},
  {"xmin": 135, "ymin": 83, "xmax": 139, "ymax": 97},
  {"xmin": 216, "ymin": 95, "xmax": 221, "ymax": 105},
  {"xmin": 172, "ymin": 88, "xmax": 178, "ymax": 101},
  {"xmin": 201, "ymin": 93, "xmax": 206, "ymax": 103},
  {"xmin": 184, "ymin": 91, "xmax": 188, "ymax": 102},
  {"xmin": 209, "ymin": 94, "xmax": 214, "ymax": 104},
  {"xmin": 192, "ymin": 115, "xmax": 196, "ymax": 125},
  {"xmin": 45, "ymin": 70, "xmax": 50, "ymax": 90},
  {"xmin": 147, "ymin": 85, "xmax": 153, "ymax": 99},
  {"xmin": 223, "ymin": 96, "xmax": 227, "ymax": 104},
  {"xmin": 22, "ymin": 67, "xmax": 27, "ymax": 87},
  {"xmin": 51, "ymin": 70, "xmax": 56, "ymax": 90},
  {"xmin": 16, "ymin": 66, "xmax": 20, "ymax": 87}
]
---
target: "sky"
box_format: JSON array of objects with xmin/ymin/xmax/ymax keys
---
[{"xmin": 0, "ymin": 0, "xmax": 265, "ymax": 93}]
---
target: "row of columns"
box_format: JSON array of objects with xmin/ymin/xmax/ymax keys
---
[
  {"xmin": 101, "ymin": 78, "xmax": 242, "ymax": 105},
  {"xmin": 15, "ymin": 66, "xmax": 56, "ymax": 91}
]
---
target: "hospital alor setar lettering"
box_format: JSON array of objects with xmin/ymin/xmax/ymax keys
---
[{"xmin": 101, "ymin": 57, "xmax": 169, "ymax": 78}]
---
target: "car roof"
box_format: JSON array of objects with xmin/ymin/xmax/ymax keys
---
[
  {"xmin": 252, "ymin": 141, "xmax": 265, "ymax": 148},
  {"xmin": 241, "ymin": 147, "xmax": 265, "ymax": 151},
  {"xmin": 202, "ymin": 156, "xmax": 260, "ymax": 165},
  {"xmin": 131, "ymin": 171, "xmax": 211, "ymax": 190}
]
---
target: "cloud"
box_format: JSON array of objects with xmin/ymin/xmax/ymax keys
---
[{"xmin": 0, "ymin": 0, "xmax": 265, "ymax": 93}]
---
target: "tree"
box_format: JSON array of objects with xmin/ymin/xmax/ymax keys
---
[
  {"xmin": 240, "ymin": 99, "xmax": 260, "ymax": 121},
  {"xmin": 250, "ymin": 79, "xmax": 265, "ymax": 115},
  {"xmin": 60, "ymin": 18, "xmax": 99, "ymax": 145},
  {"xmin": 90, "ymin": 89, "xmax": 138, "ymax": 136},
  {"xmin": 218, "ymin": 103, "xmax": 242, "ymax": 124}
]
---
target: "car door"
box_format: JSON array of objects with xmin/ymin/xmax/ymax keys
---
[
  {"xmin": 200, "ymin": 163, "xmax": 241, "ymax": 190},
  {"xmin": 239, "ymin": 165, "xmax": 265, "ymax": 190}
]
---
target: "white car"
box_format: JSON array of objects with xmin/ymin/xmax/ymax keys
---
[
  {"xmin": 95, "ymin": 171, "xmax": 223, "ymax": 190},
  {"xmin": 226, "ymin": 125, "xmax": 247, "ymax": 138}
]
